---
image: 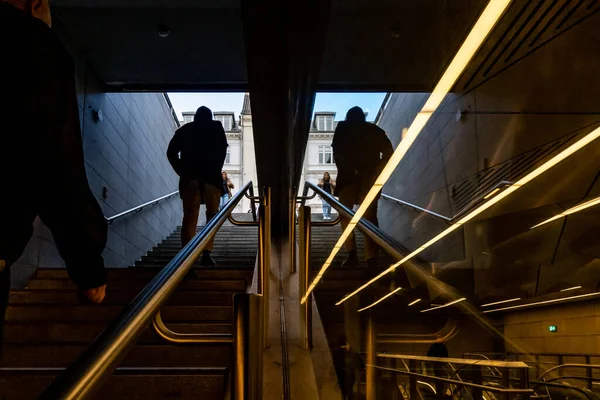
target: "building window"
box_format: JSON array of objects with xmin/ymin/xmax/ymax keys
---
[
  {"xmin": 318, "ymin": 145, "xmax": 334, "ymax": 164},
  {"xmin": 215, "ymin": 115, "xmax": 233, "ymax": 131},
  {"xmin": 225, "ymin": 147, "xmax": 231, "ymax": 164},
  {"xmin": 316, "ymin": 115, "xmax": 334, "ymax": 131},
  {"xmin": 183, "ymin": 115, "xmax": 193, "ymax": 123}
]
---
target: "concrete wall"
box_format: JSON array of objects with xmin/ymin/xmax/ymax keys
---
[
  {"xmin": 377, "ymin": 7, "xmax": 600, "ymax": 297},
  {"xmin": 10, "ymin": 33, "xmax": 182, "ymax": 287},
  {"xmin": 503, "ymin": 301, "xmax": 600, "ymax": 355}
]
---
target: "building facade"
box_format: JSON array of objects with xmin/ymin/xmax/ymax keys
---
[{"xmin": 180, "ymin": 95, "xmax": 338, "ymax": 213}]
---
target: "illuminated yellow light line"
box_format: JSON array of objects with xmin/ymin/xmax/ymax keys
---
[
  {"xmin": 531, "ymin": 196, "xmax": 600, "ymax": 229},
  {"xmin": 408, "ymin": 298, "xmax": 422, "ymax": 306},
  {"xmin": 483, "ymin": 187, "xmax": 501, "ymax": 199},
  {"xmin": 560, "ymin": 286, "xmax": 582, "ymax": 292},
  {"xmin": 482, "ymin": 292, "xmax": 600, "ymax": 313},
  {"xmin": 301, "ymin": 0, "xmax": 513, "ymax": 305},
  {"xmin": 336, "ymin": 125, "xmax": 600, "ymax": 306},
  {"xmin": 358, "ymin": 287, "xmax": 402, "ymax": 312},
  {"xmin": 481, "ymin": 297, "xmax": 521, "ymax": 307},
  {"xmin": 421, "ymin": 298, "xmax": 466, "ymax": 313}
]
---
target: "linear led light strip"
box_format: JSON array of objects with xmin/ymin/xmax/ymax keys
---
[
  {"xmin": 300, "ymin": 0, "xmax": 513, "ymax": 305},
  {"xmin": 481, "ymin": 297, "xmax": 521, "ymax": 307},
  {"xmin": 560, "ymin": 286, "xmax": 582, "ymax": 292},
  {"xmin": 358, "ymin": 287, "xmax": 402, "ymax": 312},
  {"xmin": 530, "ymin": 196, "xmax": 600, "ymax": 229},
  {"xmin": 336, "ymin": 125, "xmax": 600, "ymax": 306},
  {"xmin": 482, "ymin": 292, "xmax": 600, "ymax": 313},
  {"xmin": 420, "ymin": 298, "xmax": 466, "ymax": 313}
]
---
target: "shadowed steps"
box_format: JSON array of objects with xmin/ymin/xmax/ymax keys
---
[{"xmin": 0, "ymin": 221, "xmax": 257, "ymax": 399}]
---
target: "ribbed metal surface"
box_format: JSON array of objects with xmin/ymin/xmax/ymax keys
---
[
  {"xmin": 450, "ymin": 131, "xmax": 579, "ymax": 213},
  {"xmin": 462, "ymin": 0, "xmax": 600, "ymax": 90}
]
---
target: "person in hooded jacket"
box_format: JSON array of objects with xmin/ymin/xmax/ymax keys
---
[
  {"xmin": 332, "ymin": 106, "xmax": 393, "ymax": 270},
  {"xmin": 167, "ymin": 106, "xmax": 228, "ymax": 266}
]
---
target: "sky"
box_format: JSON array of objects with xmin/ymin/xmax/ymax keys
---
[{"xmin": 167, "ymin": 92, "xmax": 387, "ymax": 122}]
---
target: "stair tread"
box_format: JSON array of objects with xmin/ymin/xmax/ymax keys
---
[{"xmin": 0, "ymin": 344, "xmax": 232, "ymax": 368}]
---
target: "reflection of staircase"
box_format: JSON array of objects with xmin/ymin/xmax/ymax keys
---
[{"xmin": 1, "ymin": 222, "xmax": 256, "ymax": 399}]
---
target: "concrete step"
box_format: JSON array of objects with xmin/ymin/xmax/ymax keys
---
[
  {"xmin": 34, "ymin": 268, "xmax": 253, "ymax": 281},
  {"xmin": 135, "ymin": 261, "xmax": 255, "ymax": 269},
  {"xmin": 5, "ymin": 304, "xmax": 233, "ymax": 323},
  {"xmin": 25, "ymin": 278, "xmax": 247, "ymax": 292},
  {"xmin": 0, "ymin": 344, "xmax": 232, "ymax": 368},
  {"xmin": 2, "ymin": 321, "xmax": 231, "ymax": 344},
  {"xmin": 8, "ymin": 290, "xmax": 235, "ymax": 306},
  {"xmin": 0, "ymin": 368, "xmax": 227, "ymax": 399}
]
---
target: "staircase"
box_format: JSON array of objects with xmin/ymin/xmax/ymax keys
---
[
  {"xmin": 310, "ymin": 223, "xmax": 397, "ymax": 348},
  {"xmin": 0, "ymin": 221, "xmax": 257, "ymax": 399}
]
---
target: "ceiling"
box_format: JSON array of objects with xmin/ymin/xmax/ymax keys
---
[{"xmin": 50, "ymin": 0, "xmax": 487, "ymax": 91}]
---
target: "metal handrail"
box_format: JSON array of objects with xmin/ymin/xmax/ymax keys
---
[
  {"xmin": 372, "ymin": 365, "xmax": 534, "ymax": 395},
  {"xmin": 538, "ymin": 364, "xmax": 600, "ymax": 382},
  {"xmin": 381, "ymin": 193, "xmax": 452, "ymax": 223},
  {"xmin": 39, "ymin": 182, "xmax": 255, "ymax": 400},
  {"xmin": 531, "ymin": 380, "xmax": 596, "ymax": 400},
  {"xmin": 381, "ymin": 180, "xmax": 514, "ymax": 224},
  {"xmin": 303, "ymin": 181, "xmax": 420, "ymax": 267},
  {"xmin": 105, "ymin": 190, "xmax": 179, "ymax": 224}
]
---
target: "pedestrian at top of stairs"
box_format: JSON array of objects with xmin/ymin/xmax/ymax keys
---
[{"xmin": 167, "ymin": 106, "xmax": 229, "ymax": 267}]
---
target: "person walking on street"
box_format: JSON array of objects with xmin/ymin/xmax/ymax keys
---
[
  {"xmin": 332, "ymin": 106, "xmax": 393, "ymax": 269},
  {"xmin": 220, "ymin": 172, "xmax": 234, "ymax": 211},
  {"xmin": 167, "ymin": 106, "xmax": 228, "ymax": 266},
  {"xmin": 317, "ymin": 172, "xmax": 335, "ymax": 220},
  {"xmin": 1, "ymin": 0, "xmax": 108, "ymax": 356}
]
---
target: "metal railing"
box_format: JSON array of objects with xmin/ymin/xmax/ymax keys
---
[
  {"xmin": 375, "ymin": 353, "xmax": 534, "ymax": 400},
  {"xmin": 105, "ymin": 190, "xmax": 179, "ymax": 224},
  {"xmin": 464, "ymin": 352, "xmax": 600, "ymax": 392},
  {"xmin": 39, "ymin": 181, "xmax": 267, "ymax": 400},
  {"xmin": 381, "ymin": 180, "xmax": 514, "ymax": 224}
]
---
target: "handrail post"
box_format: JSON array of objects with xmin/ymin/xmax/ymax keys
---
[
  {"xmin": 247, "ymin": 294, "xmax": 263, "ymax": 400},
  {"xmin": 249, "ymin": 185, "xmax": 258, "ymax": 222},
  {"xmin": 408, "ymin": 359, "xmax": 418, "ymax": 399},
  {"xmin": 520, "ymin": 366, "xmax": 530, "ymax": 400},
  {"xmin": 262, "ymin": 187, "xmax": 271, "ymax": 348},
  {"xmin": 298, "ymin": 205, "xmax": 312, "ymax": 350},
  {"xmin": 233, "ymin": 294, "xmax": 248, "ymax": 400},
  {"xmin": 290, "ymin": 186, "xmax": 296, "ymax": 274},
  {"xmin": 366, "ymin": 316, "xmax": 376, "ymax": 400},
  {"xmin": 469, "ymin": 365, "xmax": 483, "ymax": 400},
  {"xmin": 585, "ymin": 355, "xmax": 592, "ymax": 390}
]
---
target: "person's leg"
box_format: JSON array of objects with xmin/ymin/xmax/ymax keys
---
[
  {"xmin": 200, "ymin": 183, "xmax": 221, "ymax": 266},
  {"xmin": 338, "ymin": 186, "xmax": 358, "ymax": 267},
  {"xmin": 336, "ymin": 370, "xmax": 346, "ymax": 400},
  {"xmin": 40, "ymin": 189, "xmax": 108, "ymax": 302},
  {"xmin": 346, "ymin": 375, "xmax": 356, "ymax": 400},
  {"xmin": 322, "ymin": 199, "xmax": 327, "ymax": 219},
  {"xmin": 181, "ymin": 180, "xmax": 202, "ymax": 247},
  {"xmin": 0, "ymin": 206, "xmax": 37, "ymax": 357},
  {"xmin": 326, "ymin": 203, "xmax": 332, "ymax": 219},
  {"xmin": 363, "ymin": 198, "xmax": 380, "ymax": 268}
]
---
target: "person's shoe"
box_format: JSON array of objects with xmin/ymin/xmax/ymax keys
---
[
  {"xmin": 200, "ymin": 250, "xmax": 217, "ymax": 267},
  {"xmin": 78, "ymin": 284, "xmax": 107, "ymax": 304},
  {"xmin": 342, "ymin": 250, "xmax": 359, "ymax": 267}
]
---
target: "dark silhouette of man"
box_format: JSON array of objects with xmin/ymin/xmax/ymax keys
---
[
  {"xmin": 332, "ymin": 335, "xmax": 364, "ymax": 400},
  {"xmin": 332, "ymin": 106, "xmax": 393, "ymax": 269},
  {"xmin": 0, "ymin": 0, "xmax": 108, "ymax": 354},
  {"xmin": 167, "ymin": 106, "xmax": 228, "ymax": 266}
]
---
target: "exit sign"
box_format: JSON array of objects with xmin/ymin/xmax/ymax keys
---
[{"xmin": 548, "ymin": 325, "xmax": 557, "ymax": 333}]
